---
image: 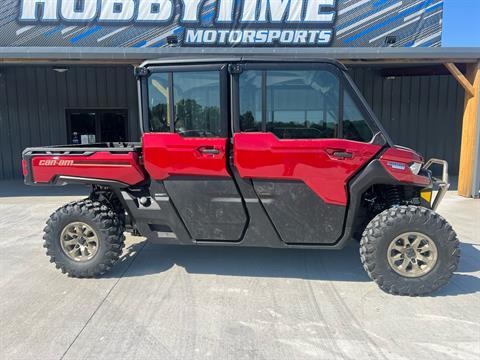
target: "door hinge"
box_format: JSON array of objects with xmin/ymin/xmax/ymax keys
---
[{"xmin": 134, "ymin": 66, "xmax": 150, "ymax": 78}]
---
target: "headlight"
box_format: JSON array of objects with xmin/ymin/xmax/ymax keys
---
[{"xmin": 409, "ymin": 162, "xmax": 422, "ymax": 175}]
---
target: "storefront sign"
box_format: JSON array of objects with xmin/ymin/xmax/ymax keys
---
[{"xmin": 1, "ymin": 0, "xmax": 444, "ymax": 47}]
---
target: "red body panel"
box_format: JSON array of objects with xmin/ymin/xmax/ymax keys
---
[
  {"xmin": 233, "ymin": 133, "xmax": 382, "ymax": 206},
  {"xmin": 30, "ymin": 152, "xmax": 145, "ymax": 185},
  {"xmin": 380, "ymin": 147, "xmax": 430, "ymax": 186},
  {"xmin": 143, "ymin": 133, "xmax": 229, "ymax": 180}
]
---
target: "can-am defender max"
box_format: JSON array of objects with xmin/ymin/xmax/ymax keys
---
[{"xmin": 22, "ymin": 58, "xmax": 459, "ymax": 295}]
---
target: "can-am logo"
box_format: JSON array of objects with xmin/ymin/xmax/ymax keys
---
[
  {"xmin": 19, "ymin": 0, "xmax": 337, "ymax": 45},
  {"xmin": 38, "ymin": 159, "xmax": 74, "ymax": 166}
]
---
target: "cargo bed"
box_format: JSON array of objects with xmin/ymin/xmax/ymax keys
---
[{"xmin": 22, "ymin": 142, "xmax": 145, "ymax": 187}]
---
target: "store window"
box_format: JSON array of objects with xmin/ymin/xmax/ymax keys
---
[{"xmin": 66, "ymin": 110, "xmax": 128, "ymax": 144}]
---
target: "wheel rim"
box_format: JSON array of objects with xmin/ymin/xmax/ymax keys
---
[
  {"xmin": 387, "ymin": 232, "xmax": 438, "ymax": 278},
  {"xmin": 60, "ymin": 222, "xmax": 99, "ymax": 262}
]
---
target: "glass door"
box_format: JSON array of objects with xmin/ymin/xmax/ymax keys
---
[{"xmin": 66, "ymin": 109, "xmax": 128, "ymax": 144}]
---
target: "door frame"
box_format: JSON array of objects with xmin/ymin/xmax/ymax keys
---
[
  {"xmin": 140, "ymin": 63, "xmax": 248, "ymax": 242},
  {"xmin": 66, "ymin": 108, "xmax": 129, "ymax": 144},
  {"xmin": 140, "ymin": 64, "xmax": 230, "ymax": 137}
]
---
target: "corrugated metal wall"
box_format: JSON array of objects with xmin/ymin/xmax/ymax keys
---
[
  {"xmin": 0, "ymin": 64, "xmax": 464, "ymax": 179},
  {"xmin": 0, "ymin": 65, "xmax": 139, "ymax": 179},
  {"xmin": 350, "ymin": 67, "xmax": 464, "ymax": 174}
]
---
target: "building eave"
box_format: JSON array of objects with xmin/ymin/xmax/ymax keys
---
[{"xmin": 1, "ymin": 47, "xmax": 480, "ymax": 65}]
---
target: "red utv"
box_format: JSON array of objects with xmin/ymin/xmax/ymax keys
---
[{"xmin": 22, "ymin": 58, "xmax": 458, "ymax": 295}]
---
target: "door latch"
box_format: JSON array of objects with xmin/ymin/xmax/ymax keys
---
[
  {"xmin": 332, "ymin": 151, "xmax": 353, "ymax": 159},
  {"xmin": 197, "ymin": 147, "xmax": 221, "ymax": 155}
]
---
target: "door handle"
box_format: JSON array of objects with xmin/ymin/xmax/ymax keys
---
[
  {"xmin": 198, "ymin": 147, "xmax": 221, "ymax": 155},
  {"xmin": 332, "ymin": 151, "xmax": 353, "ymax": 159}
]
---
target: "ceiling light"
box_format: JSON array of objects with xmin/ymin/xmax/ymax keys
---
[{"xmin": 52, "ymin": 67, "xmax": 69, "ymax": 73}]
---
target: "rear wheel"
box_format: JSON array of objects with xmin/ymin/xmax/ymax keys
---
[
  {"xmin": 360, "ymin": 206, "xmax": 460, "ymax": 296},
  {"xmin": 43, "ymin": 199, "xmax": 125, "ymax": 277}
]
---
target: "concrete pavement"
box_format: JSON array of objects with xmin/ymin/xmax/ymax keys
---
[{"xmin": 0, "ymin": 181, "xmax": 479, "ymax": 360}]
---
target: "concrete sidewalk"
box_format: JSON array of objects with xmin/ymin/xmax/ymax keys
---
[{"xmin": 0, "ymin": 182, "xmax": 479, "ymax": 360}]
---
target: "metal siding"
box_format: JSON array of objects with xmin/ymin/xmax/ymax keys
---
[
  {"xmin": 0, "ymin": 71, "xmax": 11, "ymax": 178},
  {"xmin": 350, "ymin": 67, "xmax": 464, "ymax": 174},
  {"xmin": 0, "ymin": 65, "xmax": 139, "ymax": 179}
]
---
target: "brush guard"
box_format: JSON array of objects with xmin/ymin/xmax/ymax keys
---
[{"xmin": 423, "ymin": 159, "xmax": 450, "ymax": 211}]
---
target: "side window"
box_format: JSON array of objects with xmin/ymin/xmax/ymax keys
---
[
  {"xmin": 343, "ymin": 90, "xmax": 374, "ymax": 142},
  {"xmin": 266, "ymin": 70, "xmax": 339, "ymax": 139},
  {"xmin": 239, "ymin": 71, "xmax": 262, "ymax": 132},
  {"xmin": 239, "ymin": 69, "xmax": 340, "ymax": 139},
  {"xmin": 147, "ymin": 71, "xmax": 222, "ymax": 137},
  {"xmin": 148, "ymin": 73, "xmax": 170, "ymax": 132},
  {"xmin": 173, "ymin": 71, "xmax": 221, "ymax": 137}
]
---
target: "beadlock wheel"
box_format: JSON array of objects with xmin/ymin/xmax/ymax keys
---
[{"xmin": 386, "ymin": 231, "xmax": 438, "ymax": 278}]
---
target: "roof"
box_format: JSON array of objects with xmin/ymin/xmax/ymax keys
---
[
  {"xmin": 1, "ymin": 47, "xmax": 480, "ymax": 64},
  {"xmin": 140, "ymin": 56, "xmax": 349, "ymax": 71}
]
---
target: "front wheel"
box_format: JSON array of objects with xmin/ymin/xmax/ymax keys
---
[
  {"xmin": 43, "ymin": 199, "xmax": 125, "ymax": 277},
  {"xmin": 360, "ymin": 206, "xmax": 460, "ymax": 296}
]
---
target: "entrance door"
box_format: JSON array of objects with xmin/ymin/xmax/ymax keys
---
[
  {"xmin": 142, "ymin": 65, "xmax": 248, "ymax": 242},
  {"xmin": 67, "ymin": 110, "xmax": 128, "ymax": 144},
  {"xmin": 233, "ymin": 64, "xmax": 383, "ymax": 245}
]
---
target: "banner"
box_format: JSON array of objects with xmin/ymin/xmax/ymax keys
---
[{"xmin": 0, "ymin": 0, "xmax": 443, "ymax": 48}]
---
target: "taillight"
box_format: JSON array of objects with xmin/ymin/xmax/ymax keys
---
[{"xmin": 22, "ymin": 160, "xmax": 28, "ymax": 177}]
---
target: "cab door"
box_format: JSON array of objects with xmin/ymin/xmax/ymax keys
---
[
  {"xmin": 232, "ymin": 63, "xmax": 382, "ymax": 245},
  {"xmin": 142, "ymin": 64, "xmax": 247, "ymax": 241}
]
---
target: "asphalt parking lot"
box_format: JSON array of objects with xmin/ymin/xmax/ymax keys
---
[{"xmin": 0, "ymin": 181, "xmax": 479, "ymax": 360}]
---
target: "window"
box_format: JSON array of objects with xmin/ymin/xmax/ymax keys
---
[
  {"xmin": 173, "ymin": 72, "xmax": 221, "ymax": 137},
  {"xmin": 66, "ymin": 110, "xmax": 128, "ymax": 144},
  {"xmin": 147, "ymin": 71, "xmax": 222, "ymax": 137},
  {"xmin": 239, "ymin": 71, "xmax": 262, "ymax": 132},
  {"xmin": 238, "ymin": 67, "xmax": 375, "ymax": 142},
  {"xmin": 239, "ymin": 70, "xmax": 340, "ymax": 139},
  {"xmin": 343, "ymin": 90, "xmax": 374, "ymax": 142},
  {"xmin": 148, "ymin": 73, "xmax": 170, "ymax": 132}
]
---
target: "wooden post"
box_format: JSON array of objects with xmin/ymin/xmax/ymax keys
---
[{"xmin": 446, "ymin": 62, "xmax": 480, "ymax": 197}]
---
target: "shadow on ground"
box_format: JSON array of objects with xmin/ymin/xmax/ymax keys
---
[
  {"xmin": 106, "ymin": 240, "xmax": 480, "ymax": 296},
  {"xmin": 107, "ymin": 241, "xmax": 370, "ymax": 282}
]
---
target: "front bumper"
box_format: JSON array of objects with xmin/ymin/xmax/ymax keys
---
[{"xmin": 423, "ymin": 158, "xmax": 450, "ymax": 211}]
